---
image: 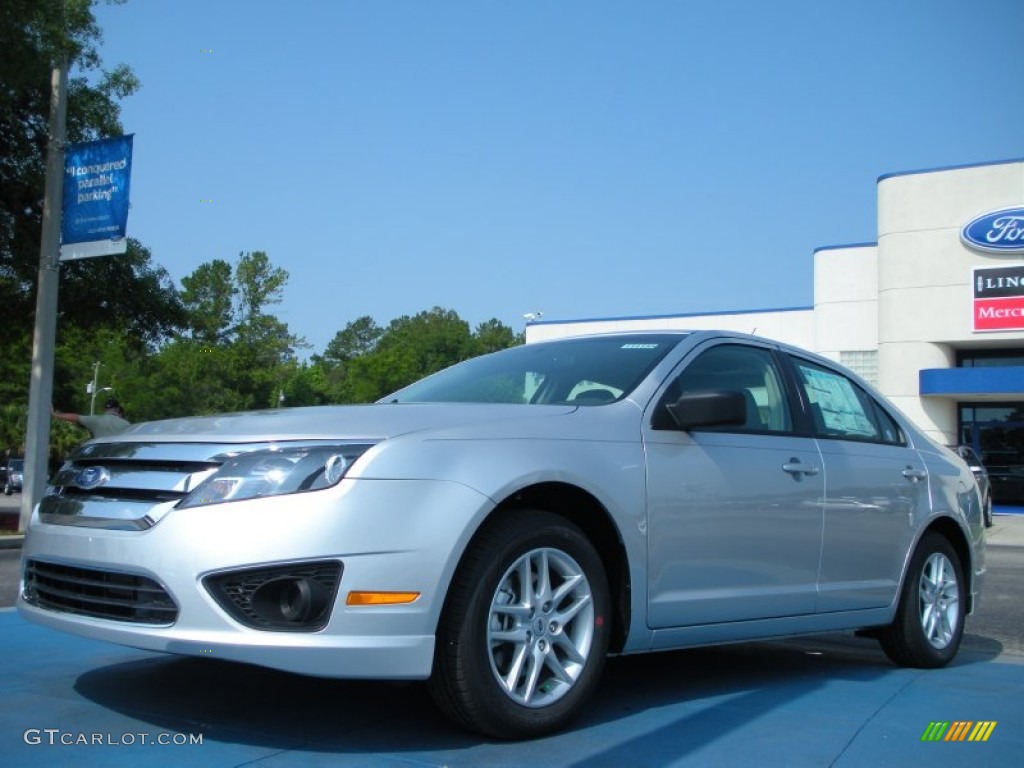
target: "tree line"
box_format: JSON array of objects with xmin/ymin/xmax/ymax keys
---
[
  {"xmin": 1, "ymin": 245, "xmax": 522, "ymax": 461},
  {"xmin": 0, "ymin": 1, "xmax": 521, "ymax": 462}
]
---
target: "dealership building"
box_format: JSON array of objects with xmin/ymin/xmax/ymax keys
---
[{"xmin": 526, "ymin": 157, "xmax": 1024, "ymax": 505}]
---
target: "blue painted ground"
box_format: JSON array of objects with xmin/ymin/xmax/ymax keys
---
[
  {"xmin": 993, "ymin": 505, "xmax": 1024, "ymax": 517},
  {"xmin": 1, "ymin": 608, "xmax": 1021, "ymax": 767}
]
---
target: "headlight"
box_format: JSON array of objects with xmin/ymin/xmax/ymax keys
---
[{"xmin": 177, "ymin": 444, "xmax": 373, "ymax": 509}]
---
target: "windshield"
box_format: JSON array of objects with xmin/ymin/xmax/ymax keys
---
[{"xmin": 385, "ymin": 334, "xmax": 683, "ymax": 405}]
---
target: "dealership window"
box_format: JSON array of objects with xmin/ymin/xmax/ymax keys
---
[
  {"xmin": 958, "ymin": 351, "xmax": 1024, "ymax": 368},
  {"xmin": 959, "ymin": 403, "xmax": 1024, "ymax": 506},
  {"xmin": 839, "ymin": 350, "xmax": 878, "ymax": 386}
]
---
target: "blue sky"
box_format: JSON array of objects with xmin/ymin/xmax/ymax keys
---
[{"xmin": 90, "ymin": 0, "xmax": 1023, "ymax": 355}]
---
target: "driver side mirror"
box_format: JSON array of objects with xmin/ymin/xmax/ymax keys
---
[{"xmin": 654, "ymin": 390, "xmax": 748, "ymax": 431}]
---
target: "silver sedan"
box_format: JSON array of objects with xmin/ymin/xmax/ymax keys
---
[{"xmin": 19, "ymin": 331, "xmax": 985, "ymax": 738}]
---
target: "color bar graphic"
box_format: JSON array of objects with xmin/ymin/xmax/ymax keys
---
[{"xmin": 921, "ymin": 721, "xmax": 996, "ymax": 742}]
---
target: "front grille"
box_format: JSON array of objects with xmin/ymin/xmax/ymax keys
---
[
  {"xmin": 23, "ymin": 559, "xmax": 178, "ymax": 625},
  {"xmin": 41, "ymin": 443, "xmax": 231, "ymax": 529},
  {"xmin": 39, "ymin": 439, "xmax": 365, "ymax": 530}
]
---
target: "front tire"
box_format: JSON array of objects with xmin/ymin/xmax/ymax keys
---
[
  {"xmin": 877, "ymin": 532, "xmax": 965, "ymax": 668},
  {"xmin": 983, "ymin": 494, "xmax": 993, "ymax": 528},
  {"xmin": 430, "ymin": 510, "xmax": 611, "ymax": 739}
]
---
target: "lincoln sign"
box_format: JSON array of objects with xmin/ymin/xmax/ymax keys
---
[{"xmin": 974, "ymin": 265, "xmax": 1024, "ymax": 332}]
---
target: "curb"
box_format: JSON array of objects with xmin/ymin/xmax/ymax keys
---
[
  {"xmin": 0, "ymin": 535, "xmax": 24, "ymax": 550},
  {"xmin": 986, "ymin": 513, "xmax": 1024, "ymax": 548}
]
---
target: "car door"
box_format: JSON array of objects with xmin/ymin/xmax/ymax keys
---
[
  {"xmin": 643, "ymin": 341, "xmax": 825, "ymax": 628},
  {"xmin": 786, "ymin": 355, "xmax": 929, "ymax": 612}
]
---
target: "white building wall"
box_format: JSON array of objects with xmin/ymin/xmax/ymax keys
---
[
  {"xmin": 812, "ymin": 244, "xmax": 878, "ymax": 363},
  {"xmin": 877, "ymin": 160, "xmax": 1024, "ymax": 443},
  {"xmin": 523, "ymin": 158, "xmax": 1024, "ymax": 448}
]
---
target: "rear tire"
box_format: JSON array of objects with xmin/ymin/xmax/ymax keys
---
[
  {"xmin": 877, "ymin": 532, "xmax": 964, "ymax": 668},
  {"xmin": 429, "ymin": 510, "xmax": 611, "ymax": 739}
]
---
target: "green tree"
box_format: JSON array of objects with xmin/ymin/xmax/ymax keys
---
[
  {"xmin": 180, "ymin": 258, "xmax": 235, "ymax": 344},
  {"xmin": 472, "ymin": 318, "xmax": 524, "ymax": 355},
  {"xmin": 320, "ymin": 315, "xmax": 383, "ymax": 365},
  {"xmin": 342, "ymin": 307, "xmax": 472, "ymax": 401},
  {"xmin": 43, "ymin": 240, "xmax": 186, "ymax": 427},
  {"xmin": 0, "ymin": 1, "xmax": 187, "ymax": 435},
  {"xmin": 148, "ymin": 251, "xmax": 305, "ymax": 417},
  {"xmin": 142, "ymin": 339, "xmax": 247, "ymax": 419},
  {"xmin": 235, "ymin": 251, "xmax": 286, "ymax": 329},
  {"xmin": 278, "ymin": 361, "xmax": 328, "ymax": 408},
  {"xmin": 1, "ymin": 0, "xmax": 141, "ymax": 329},
  {"xmin": 57, "ymin": 239, "xmax": 185, "ymax": 349},
  {"xmin": 319, "ymin": 308, "xmax": 522, "ymax": 404},
  {"xmin": 313, "ymin": 316, "xmax": 383, "ymax": 401},
  {"xmin": 0, "ymin": 404, "xmax": 28, "ymax": 460},
  {"xmin": 232, "ymin": 251, "xmax": 305, "ymax": 408}
]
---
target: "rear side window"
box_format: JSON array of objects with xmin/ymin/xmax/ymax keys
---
[
  {"xmin": 793, "ymin": 359, "xmax": 903, "ymax": 444},
  {"xmin": 872, "ymin": 403, "xmax": 905, "ymax": 445}
]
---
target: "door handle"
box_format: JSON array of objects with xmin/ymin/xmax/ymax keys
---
[
  {"xmin": 782, "ymin": 460, "xmax": 820, "ymax": 477},
  {"xmin": 902, "ymin": 467, "xmax": 928, "ymax": 482}
]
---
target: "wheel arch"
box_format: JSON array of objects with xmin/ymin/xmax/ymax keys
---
[
  {"xmin": 476, "ymin": 481, "xmax": 632, "ymax": 653},
  {"xmin": 919, "ymin": 515, "xmax": 976, "ymax": 614}
]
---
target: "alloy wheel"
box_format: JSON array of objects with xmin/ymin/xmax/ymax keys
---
[
  {"xmin": 486, "ymin": 547, "xmax": 595, "ymax": 708},
  {"xmin": 919, "ymin": 551, "xmax": 960, "ymax": 649}
]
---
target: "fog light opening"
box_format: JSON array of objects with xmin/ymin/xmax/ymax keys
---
[{"xmin": 251, "ymin": 577, "xmax": 329, "ymax": 624}]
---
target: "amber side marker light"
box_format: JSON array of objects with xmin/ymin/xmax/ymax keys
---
[{"xmin": 346, "ymin": 591, "xmax": 421, "ymax": 606}]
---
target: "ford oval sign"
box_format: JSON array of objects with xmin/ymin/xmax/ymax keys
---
[
  {"xmin": 74, "ymin": 466, "xmax": 111, "ymax": 491},
  {"xmin": 961, "ymin": 206, "xmax": 1024, "ymax": 254}
]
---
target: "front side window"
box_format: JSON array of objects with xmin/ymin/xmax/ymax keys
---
[{"xmin": 666, "ymin": 344, "xmax": 792, "ymax": 433}]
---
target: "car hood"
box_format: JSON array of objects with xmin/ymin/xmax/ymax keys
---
[{"xmin": 100, "ymin": 403, "xmax": 580, "ymax": 444}]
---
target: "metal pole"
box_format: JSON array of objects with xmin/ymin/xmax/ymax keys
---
[
  {"xmin": 89, "ymin": 361, "xmax": 101, "ymax": 414},
  {"xmin": 20, "ymin": 57, "xmax": 68, "ymax": 533}
]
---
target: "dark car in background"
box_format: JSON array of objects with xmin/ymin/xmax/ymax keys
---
[{"xmin": 3, "ymin": 458, "xmax": 24, "ymax": 495}]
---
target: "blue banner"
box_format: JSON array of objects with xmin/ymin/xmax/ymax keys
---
[{"xmin": 61, "ymin": 135, "xmax": 133, "ymax": 256}]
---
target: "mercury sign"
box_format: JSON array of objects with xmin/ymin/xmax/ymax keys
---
[
  {"xmin": 974, "ymin": 265, "xmax": 1024, "ymax": 331},
  {"xmin": 961, "ymin": 206, "xmax": 1024, "ymax": 254},
  {"xmin": 60, "ymin": 135, "xmax": 133, "ymax": 261}
]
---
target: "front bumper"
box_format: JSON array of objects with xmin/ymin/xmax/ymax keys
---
[{"xmin": 17, "ymin": 477, "xmax": 492, "ymax": 679}]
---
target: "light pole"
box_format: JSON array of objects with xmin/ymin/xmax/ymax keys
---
[
  {"xmin": 20, "ymin": 55, "xmax": 68, "ymax": 533},
  {"xmin": 88, "ymin": 361, "xmax": 101, "ymax": 414},
  {"xmin": 87, "ymin": 362, "xmax": 114, "ymax": 414}
]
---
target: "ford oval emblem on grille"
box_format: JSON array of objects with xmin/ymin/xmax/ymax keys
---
[{"xmin": 74, "ymin": 466, "xmax": 111, "ymax": 490}]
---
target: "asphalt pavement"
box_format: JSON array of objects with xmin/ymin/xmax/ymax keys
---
[{"xmin": 1, "ymin": 501, "xmax": 1022, "ymax": 766}]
